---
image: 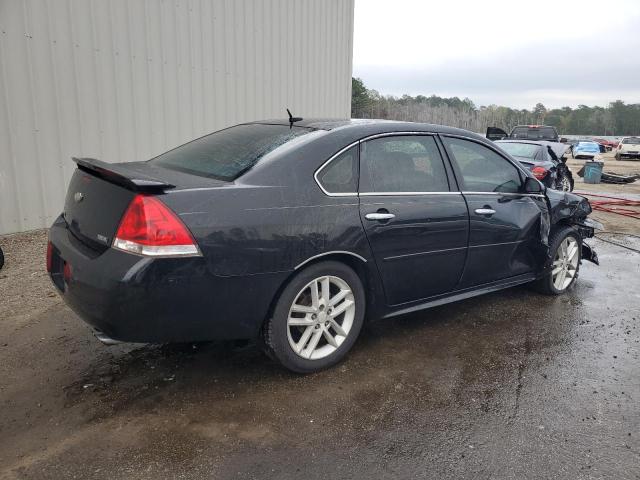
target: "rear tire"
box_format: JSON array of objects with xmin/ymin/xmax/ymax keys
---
[
  {"xmin": 533, "ymin": 227, "xmax": 581, "ymax": 295},
  {"xmin": 555, "ymin": 172, "xmax": 573, "ymax": 192},
  {"xmin": 262, "ymin": 261, "xmax": 365, "ymax": 373}
]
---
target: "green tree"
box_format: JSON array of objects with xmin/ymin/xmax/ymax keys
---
[{"xmin": 351, "ymin": 77, "xmax": 370, "ymax": 117}]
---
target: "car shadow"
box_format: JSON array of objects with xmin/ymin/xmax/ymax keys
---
[{"xmin": 63, "ymin": 283, "xmax": 578, "ymax": 421}]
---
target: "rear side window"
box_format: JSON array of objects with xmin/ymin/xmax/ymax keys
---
[
  {"xmin": 316, "ymin": 146, "xmax": 358, "ymax": 194},
  {"xmin": 150, "ymin": 124, "xmax": 313, "ymax": 181},
  {"xmin": 359, "ymin": 136, "xmax": 449, "ymax": 193},
  {"xmin": 442, "ymin": 137, "xmax": 523, "ymax": 193}
]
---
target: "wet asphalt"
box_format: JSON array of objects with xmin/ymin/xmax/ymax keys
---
[{"xmin": 0, "ymin": 237, "xmax": 638, "ymax": 480}]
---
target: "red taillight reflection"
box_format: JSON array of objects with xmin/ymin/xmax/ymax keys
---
[
  {"xmin": 46, "ymin": 242, "xmax": 53, "ymax": 272},
  {"xmin": 63, "ymin": 262, "xmax": 72, "ymax": 282},
  {"xmin": 531, "ymin": 167, "xmax": 548, "ymax": 180}
]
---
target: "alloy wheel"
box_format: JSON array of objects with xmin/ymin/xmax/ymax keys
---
[
  {"xmin": 287, "ymin": 275, "xmax": 355, "ymax": 360},
  {"xmin": 552, "ymin": 237, "xmax": 579, "ymax": 291}
]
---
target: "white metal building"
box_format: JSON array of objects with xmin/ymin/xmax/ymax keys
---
[{"xmin": 0, "ymin": 0, "xmax": 355, "ymax": 234}]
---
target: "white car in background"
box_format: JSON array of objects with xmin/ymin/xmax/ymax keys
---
[{"xmin": 615, "ymin": 136, "xmax": 640, "ymax": 160}]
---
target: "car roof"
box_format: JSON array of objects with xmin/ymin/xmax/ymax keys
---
[
  {"xmin": 495, "ymin": 140, "xmax": 544, "ymax": 146},
  {"xmin": 247, "ymin": 118, "xmax": 485, "ymax": 139}
]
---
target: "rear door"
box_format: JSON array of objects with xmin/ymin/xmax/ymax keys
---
[
  {"xmin": 358, "ymin": 134, "xmax": 469, "ymax": 305},
  {"xmin": 440, "ymin": 135, "xmax": 543, "ymax": 288}
]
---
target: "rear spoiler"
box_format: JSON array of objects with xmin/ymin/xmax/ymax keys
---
[{"xmin": 72, "ymin": 157, "xmax": 175, "ymax": 192}]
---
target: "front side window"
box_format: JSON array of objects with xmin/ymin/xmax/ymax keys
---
[
  {"xmin": 316, "ymin": 146, "xmax": 358, "ymax": 194},
  {"xmin": 359, "ymin": 136, "xmax": 449, "ymax": 193},
  {"xmin": 442, "ymin": 137, "xmax": 523, "ymax": 193}
]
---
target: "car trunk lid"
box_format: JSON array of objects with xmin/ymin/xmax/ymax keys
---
[{"xmin": 64, "ymin": 158, "xmax": 227, "ymax": 252}]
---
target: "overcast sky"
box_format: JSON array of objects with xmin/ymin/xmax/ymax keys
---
[{"xmin": 353, "ymin": 0, "xmax": 640, "ymax": 109}]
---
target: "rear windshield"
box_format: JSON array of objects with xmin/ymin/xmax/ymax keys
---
[
  {"xmin": 497, "ymin": 142, "xmax": 541, "ymax": 159},
  {"xmin": 622, "ymin": 137, "xmax": 640, "ymax": 144},
  {"xmin": 150, "ymin": 124, "xmax": 313, "ymax": 180},
  {"xmin": 511, "ymin": 127, "xmax": 557, "ymax": 140},
  {"xmin": 577, "ymin": 142, "xmax": 599, "ymax": 151}
]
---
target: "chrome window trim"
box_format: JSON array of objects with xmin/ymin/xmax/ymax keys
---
[
  {"xmin": 294, "ymin": 251, "xmax": 367, "ymax": 270},
  {"xmin": 314, "ymin": 131, "xmax": 439, "ymax": 197},
  {"xmin": 462, "ymin": 191, "xmax": 546, "ymax": 198},
  {"xmin": 359, "ymin": 191, "xmax": 461, "ymax": 196},
  {"xmin": 313, "ymin": 141, "xmax": 360, "ymax": 197}
]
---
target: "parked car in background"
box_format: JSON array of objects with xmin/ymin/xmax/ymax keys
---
[
  {"xmin": 615, "ymin": 136, "xmax": 640, "ymax": 160},
  {"xmin": 47, "ymin": 119, "xmax": 600, "ymax": 373},
  {"xmin": 487, "ymin": 125, "xmax": 560, "ymax": 142},
  {"xmin": 495, "ymin": 140, "xmax": 574, "ymax": 191},
  {"xmin": 572, "ymin": 141, "xmax": 601, "ymax": 159},
  {"xmin": 593, "ymin": 138, "xmax": 617, "ymax": 151}
]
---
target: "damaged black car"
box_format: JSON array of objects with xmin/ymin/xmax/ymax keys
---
[{"xmin": 47, "ymin": 119, "xmax": 599, "ymax": 373}]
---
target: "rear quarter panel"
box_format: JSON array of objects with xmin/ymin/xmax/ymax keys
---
[
  {"xmin": 163, "ymin": 185, "xmax": 369, "ymax": 277},
  {"xmin": 160, "ymin": 129, "xmax": 374, "ymax": 278}
]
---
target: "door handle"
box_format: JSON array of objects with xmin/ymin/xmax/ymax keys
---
[
  {"xmin": 365, "ymin": 212, "xmax": 395, "ymax": 221},
  {"xmin": 474, "ymin": 208, "xmax": 496, "ymax": 215}
]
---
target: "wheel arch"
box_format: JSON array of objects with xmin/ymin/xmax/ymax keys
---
[{"xmin": 261, "ymin": 251, "xmax": 379, "ymax": 335}]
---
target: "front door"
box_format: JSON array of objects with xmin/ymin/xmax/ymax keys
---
[
  {"xmin": 358, "ymin": 134, "xmax": 469, "ymax": 306},
  {"xmin": 440, "ymin": 135, "xmax": 543, "ymax": 288}
]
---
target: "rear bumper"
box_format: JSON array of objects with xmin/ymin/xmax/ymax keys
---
[
  {"xmin": 618, "ymin": 151, "xmax": 640, "ymax": 159},
  {"xmin": 48, "ymin": 216, "xmax": 288, "ymax": 342}
]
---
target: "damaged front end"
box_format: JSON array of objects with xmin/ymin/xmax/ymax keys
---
[{"xmin": 546, "ymin": 189, "xmax": 601, "ymax": 265}]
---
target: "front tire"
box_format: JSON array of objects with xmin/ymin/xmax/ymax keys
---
[
  {"xmin": 534, "ymin": 227, "xmax": 581, "ymax": 295},
  {"xmin": 262, "ymin": 261, "xmax": 365, "ymax": 373}
]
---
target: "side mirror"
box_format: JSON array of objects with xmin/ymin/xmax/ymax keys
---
[{"xmin": 524, "ymin": 176, "xmax": 545, "ymax": 194}]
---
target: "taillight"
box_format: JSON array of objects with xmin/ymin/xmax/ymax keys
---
[
  {"xmin": 46, "ymin": 241, "xmax": 53, "ymax": 272},
  {"xmin": 531, "ymin": 167, "xmax": 548, "ymax": 180},
  {"xmin": 113, "ymin": 194, "xmax": 200, "ymax": 257},
  {"xmin": 618, "ymin": 144, "xmax": 623, "ymax": 150}
]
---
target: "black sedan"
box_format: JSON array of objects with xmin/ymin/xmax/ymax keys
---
[
  {"xmin": 495, "ymin": 140, "xmax": 574, "ymax": 191},
  {"xmin": 48, "ymin": 119, "xmax": 599, "ymax": 373}
]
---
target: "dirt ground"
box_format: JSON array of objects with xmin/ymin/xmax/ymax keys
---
[
  {"xmin": 1, "ymin": 185, "xmax": 639, "ymax": 479},
  {"xmin": 566, "ymin": 152, "xmax": 640, "ymax": 234}
]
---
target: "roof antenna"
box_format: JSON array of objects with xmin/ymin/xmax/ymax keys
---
[{"xmin": 287, "ymin": 108, "xmax": 303, "ymax": 129}]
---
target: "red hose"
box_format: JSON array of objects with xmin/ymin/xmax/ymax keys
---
[{"xmin": 574, "ymin": 191, "xmax": 640, "ymax": 219}]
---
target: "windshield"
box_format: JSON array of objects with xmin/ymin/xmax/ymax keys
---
[
  {"xmin": 150, "ymin": 124, "xmax": 313, "ymax": 180},
  {"xmin": 622, "ymin": 137, "xmax": 640, "ymax": 144},
  {"xmin": 497, "ymin": 142, "xmax": 541, "ymax": 159}
]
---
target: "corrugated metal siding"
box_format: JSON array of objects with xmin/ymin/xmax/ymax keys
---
[{"xmin": 0, "ymin": 0, "xmax": 354, "ymax": 234}]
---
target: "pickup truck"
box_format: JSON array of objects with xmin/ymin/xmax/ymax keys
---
[{"xmin": 487, "ymin": 125, "xmax": 560, "ymax": 142}]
